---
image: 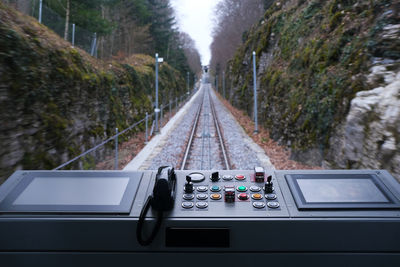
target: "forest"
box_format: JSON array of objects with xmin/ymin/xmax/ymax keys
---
[{"xmin": 4, "ymin": 0, "xmax": 202, "ymax": 76}]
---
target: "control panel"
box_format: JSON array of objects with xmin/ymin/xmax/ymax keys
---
[
  {"xmin": 175, "ymin": 169, "xmax": 289, "ymax": 217},
  {"xmin": 0, "ymin": 167, "xmax": 399, "ymax": 267}
]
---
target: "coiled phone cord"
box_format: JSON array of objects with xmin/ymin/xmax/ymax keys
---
[{"xmin": 136, "ymin": 195, "xmax": 163, "ymax": 246}]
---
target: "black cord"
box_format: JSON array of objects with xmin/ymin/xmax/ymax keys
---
[{"xmin": 136, "ymin": 196, "xmax": 163, "ymax": 246}]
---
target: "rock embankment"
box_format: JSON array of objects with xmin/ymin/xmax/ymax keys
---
[
  {"xmin": 225, "ymin": 0, "xmax": 400, "ymax": 177},
  {"xmin": 327, "ymin": 20, "xmax": 400, "ymax": 179},
  {"xmin": 0, "ymin": 3, "xmax": 185, "ymax": 183}
]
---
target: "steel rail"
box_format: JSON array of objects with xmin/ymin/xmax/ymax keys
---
[
  {"xmin": 180, "ymin": 93, "xmax": 203, "ymax": 170},
  {"xmin": 209, "ymin": 90, "xmax": 231, "ymax": 170}
]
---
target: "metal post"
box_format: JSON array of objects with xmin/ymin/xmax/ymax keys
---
[
  {"xmin": 145, "ymin": 112, "xmax": 148, "ymax": 143},
  {"xmin": 90, "ymin": 33, "xmax": 97, "ymax": 56},
  {"xmin": 72, "ymin": 23, "xmax": 75, "ymax": 47},
  {"xmin": 175, "ymin": 97, "xmax": 178, "ymax": 112},
  {"xmin": 160, "ymin": 104, "xmax": 163, "ymax": 128},
  {"xmin": 169, "ymin": 99, "xmax": 172, "ymax": 119},
  {"xmin": 155, "ymin": 53, "xmax": 160, "ymax": 134},
  {"xmin": 115, "ymin": 128, "xmax": 119, "ymax": 170},
  {"xmin": 187, "ymin": 71, "xmax": 190, "ymax": 95},
  {"xmin": 38, "ymin": 0, "xmax": 42, "ymax": 23},
  {"xmin": 223, "ymin": 71, "xmax": 226, "ymax": 99},
  {"xmin": 253, "ymin": 51, "xmax": 259, "ymax": 134},
  {"xmin": 216, "ymin": 75, "xmax": 218, "ymax": 92}
]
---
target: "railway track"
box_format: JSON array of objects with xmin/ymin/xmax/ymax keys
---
[{"xmin": 180, "ymin": 85, "xmax": 230, "ymax": 170}]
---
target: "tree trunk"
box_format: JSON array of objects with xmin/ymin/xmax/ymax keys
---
[{"xmin": 64, "ymin": 0, "xmax": 70, "ymax": 40}]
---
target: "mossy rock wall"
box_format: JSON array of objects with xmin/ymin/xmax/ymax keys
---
[
  {"xmin": 0, "ymin": 4, "xmax": 186, "ymax": 183},
  {"xmin": 226, "ymin": 0, "xmax": 400, "ymax": 165}
]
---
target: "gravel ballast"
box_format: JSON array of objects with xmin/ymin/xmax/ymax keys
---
[{"xmin": 144, "ymin": 82, "xmax": 274, "ymax": 171}]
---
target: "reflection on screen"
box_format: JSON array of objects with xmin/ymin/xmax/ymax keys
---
[
  {"xmin": 13, "ymin": 177, "xmax": 129, "ymax": 205},
  {"xmin": 297, "ymin": 178, "xmax": 389, "ymax": 203}
]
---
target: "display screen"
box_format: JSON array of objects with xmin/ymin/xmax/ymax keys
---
[
  {"xmin": 297, "ymin": 178, "xmax": 389, "ymax": 203},
  {"xmin": 13, "ymin": 177, "xmax": 129, "ymax": 206},
  {"xmin": 285, "ymin": 173, "xmax": 400, "ymax": 210}
]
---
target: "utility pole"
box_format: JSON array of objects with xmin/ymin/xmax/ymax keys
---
[
  {"xmin": 187, "ymin": 71, "xmax": 190, "ymax": 95},
  {"xmin": 72, "ymin": 23, "xmax": 75, "ymax": 47},
  {"xmin": 38, "ymin": 0, "xmax": 42, "ymax": 23},
  {"xmin": 223, "ymin": 71, "xmax": 226, "ymax": 99},
  {"xmin": 253, "ymin": 51, "xmax": 258, "ymax": 134},
  {"xmin": 155, "ymin": 53, "xmax": 160, "ymax": 133}
]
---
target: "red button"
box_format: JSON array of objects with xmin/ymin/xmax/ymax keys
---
[
  {"xmin": 238, "ymin": 193, "xmax": 249, "ymax": 200},
  {"xmin": 235, "ymin": 174, "xmax": 245, "ymax": 180}
]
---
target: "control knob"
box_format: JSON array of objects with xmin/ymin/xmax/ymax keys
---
[
  {"xmin": 211, "ymin": 172, "xmax": 220, "ymax": 182},
  {"xmin": 184, "ymin": 175, "xmax": 194, "ymax": 193},
  {"xmin": 264, "ymin": 175, "xmax": 274, "ymax": 193}
]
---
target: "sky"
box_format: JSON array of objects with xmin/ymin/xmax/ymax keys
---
[{"xmin": 170, "ymin": 0, "xmax": 222, "ymax": 65}]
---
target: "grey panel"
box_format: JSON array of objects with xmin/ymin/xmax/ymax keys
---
[
  {"xmin": 0, "ymin": 169, "xmax": 400, "ymax": 257},
  {"xmin": 276, "ymin": 170, "xmax": 400, "ymax": 217},
  {"xmin": 14, "ymin": 177, "xmax": 130, "ymax": 205},
  {"xmin": 1, "ymin": 252, "xmax": 399, "ymax": 267},
  {"xmin": 0, "ymin": 171, "xmax": 143, "ymax": 214}
]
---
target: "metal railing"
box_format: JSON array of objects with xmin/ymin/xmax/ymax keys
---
[{"xmin": 54, "ymin": 93, "xmax": 192, "ymax": 171}]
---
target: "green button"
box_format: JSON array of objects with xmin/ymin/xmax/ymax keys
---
[{"xmin": 238, "ymin": 186, "xmax": 247, "ymax": 192}]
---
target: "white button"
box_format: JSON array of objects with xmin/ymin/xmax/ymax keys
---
[
  {"xmin": 197, "ymin": 193, "xmax": 208, "ymax": 200},
  {"xmin": 253, "ymin": 202, "xmax": 266, "ymax": 209},
  {"xmin": 196, "ymin": 202, "xmax": 208, "ymax": 209},
  {"xmin": 265, "ymin": 194, "xmax": 277, "ymax": 200},
  {"xmin": 183, "ymin": 194, "xmax": 194, "ymax": 200},
  {"xmin": 250, "ymin": 186, "xmax": 261, "ymax": 192},
  {"xmin": 197, "ymin": 186, "xmax": 208, "ymax": 192},
  {"xmin": 222, "ymin": 175, "xmax": 233, "ymax": 181},
  {"xmin": 267, "ymin": 202, "xmax": 280, "ymax": 209},
  {"xmin": 182, "ymin": 202, "xmax": 194, "ymax": 209}
]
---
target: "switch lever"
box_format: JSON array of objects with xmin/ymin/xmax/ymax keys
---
[
  {"xmin": 211, "ymin": 172, "xmax": 220, "ymax": 182},
  {"xmin": 264, "ymin": 175, "xmax": 273, "ymax": 193},
  {"xmin": 184, "ymin": 175, "xmax": 194, "ymax": 193}
]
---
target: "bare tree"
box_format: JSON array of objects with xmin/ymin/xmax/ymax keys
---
[
  {"xmin": 179, "ymin": 32, "xmax": 202, "ymax": 75},
  {"xmin": 210, "ymin": 0, "xmax": 268, "ymax": 74},
  {"xmin": 64, "ymin": 0, "xmax": 70, "ymax": 40}
]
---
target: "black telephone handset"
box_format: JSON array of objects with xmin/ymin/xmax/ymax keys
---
[
  {"xmin": 152, "ymin": 166, "xmax": 176, "ymax": 211},
  {"xmin": 137, "ymin": 166, "xmax": 176, "ymax": 246}
]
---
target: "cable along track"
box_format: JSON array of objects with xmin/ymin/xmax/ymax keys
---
[{"xmin": 180, "ymin": 85, "xmax": 230, "ymax": 170}]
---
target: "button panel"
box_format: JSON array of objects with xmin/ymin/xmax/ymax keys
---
[{"xmin": 180, "ymin": 172, "xmax": 281, "ymax": 213}]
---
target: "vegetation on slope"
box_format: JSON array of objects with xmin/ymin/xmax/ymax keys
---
[
  {"xmin": 226, "ymin": 0, "xmax": 400, "ymax": 164},
  {"xmin": 0, "ymin": 3, "xmax": 186, "ymax": 182}
]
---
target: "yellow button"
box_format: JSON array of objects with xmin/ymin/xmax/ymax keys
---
[
  {"xmin": 211, "ymin": 193, "xmax": 222, "ymax": 200},
  {"xmin": 252, "ymin": 193, "xmax": 263, "ymax": 200}
]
